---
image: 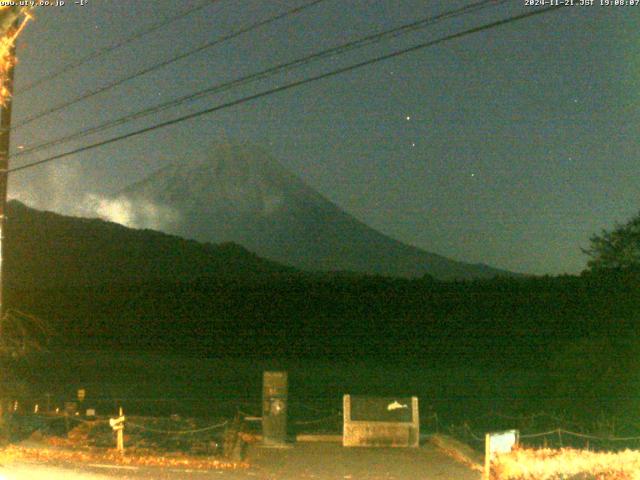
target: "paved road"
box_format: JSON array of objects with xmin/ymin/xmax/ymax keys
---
[{"xmin": 0, "ymin": 442, "xmax": 481, "ymax": 480}]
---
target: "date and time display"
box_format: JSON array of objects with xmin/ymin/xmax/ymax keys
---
[{"xmin": 526, "ymin": 0, "xmax": 639, "ymax": 5}]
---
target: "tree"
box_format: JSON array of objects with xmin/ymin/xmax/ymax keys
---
[{"xmin": 583, "ymin": 211, "xmax": 640, "ymax": 272}]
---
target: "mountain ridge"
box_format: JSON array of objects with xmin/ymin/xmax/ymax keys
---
[
  {"xmin": 113, "ymin": 143, "xmax": 517, "ymax": 280},
  {"xmin": 4, "ymin": 200, "xmax": 295, "ymax": 290}
]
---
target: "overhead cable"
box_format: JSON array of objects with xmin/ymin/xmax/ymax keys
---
[
  {"xmin": 12, "ymin": 0, "xmax": 506, "ymax": 157},
  {"xmin": 9, "ymin": 5, "xmax": 563, "ymax": 174},
  {"xmin": 16, "ymin": 0, "xmax": 218, "ymax": 95},
  {"xmin": 13, "ymin": 0, "xmax": 329, "ymax": 129}
]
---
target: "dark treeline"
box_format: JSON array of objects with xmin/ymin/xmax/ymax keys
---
[
  {"xmin": 5, "ymin": 270, "xmax": 640, "ymax": 422},
  {"xmin": 4, "ymin": 202, "xmax": 640, "ymax": 425},
  {"xmin": 7, "ymin": 270, "xmax": 639, "ymax": 365}
]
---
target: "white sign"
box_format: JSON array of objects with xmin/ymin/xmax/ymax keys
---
[
  {"xmin": 387, "ymin": 401, "xmax": 409, "ymax": 411},
  {"xmin": 489, "ymin": 430, "xmax": 518, "ymax": 455},
  {"xmin": 109, "ymin": 415, "xmax": 125, "ymax": 431}
]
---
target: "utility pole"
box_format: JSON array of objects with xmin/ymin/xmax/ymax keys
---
[
  {"xmin": 0, "ymin": 7, "xmax": 29, "ymax": 326},
  {"xmin": 0, "ymin": 20, "xmax": 18, "ymax": 324}
]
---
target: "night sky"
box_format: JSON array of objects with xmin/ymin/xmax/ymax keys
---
[{"xmin": 6, "ymin": 0, "xmax": 640, "ymax": 275}]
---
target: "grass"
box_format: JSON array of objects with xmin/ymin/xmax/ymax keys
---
[
  {"xmin": 0, "ymin": 443, "xmax": 247, "ymax": 470},
  {"xmin": 491, "ymin": 447, "xmax": 640, "ymax": 479}
]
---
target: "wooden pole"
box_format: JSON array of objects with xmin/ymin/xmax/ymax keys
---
[
  {"xmin": 484, "ymin": 433, "xmax": 491, "ymax": 480},
  {"xmin": 116, "ymin": 406, "xmax": 124, "ymax": 453},
  {"xmin": 0, "ymin": 19, "xmax": 18, "ymax": 326}
]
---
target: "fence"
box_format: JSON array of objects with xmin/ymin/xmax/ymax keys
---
[
  {"xmin": 4, "ymin": 390, "xmax": 640, "ymax": 453},
  {"xmin": 444, "ymin": 411, "xmax": 640, "ymax": 452}
]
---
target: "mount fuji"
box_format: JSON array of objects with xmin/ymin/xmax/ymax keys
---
[{"xmin": 111, "ymin": 143, "xmax": 513, "ymax": 280}]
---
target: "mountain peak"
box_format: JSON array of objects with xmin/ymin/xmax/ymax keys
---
[
  {"xmin": 111, "ymin": 142, "xmax": 515, "ymax": 279},
  {"xmin": 122, "ymin": 142, "xmax": 304, "ymax": 219}
]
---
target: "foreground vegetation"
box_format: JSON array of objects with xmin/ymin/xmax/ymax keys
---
[
  {"xmin": 3, "ymin": 202, "xmax": 640, "ymax": 452},
  {"xmin": 0, "ymin": 443, "xmax": 246, "ymax": 471},
  {"xmin": 492, "ymin": 447, "xmax": 640, "ymax": 480},
  {"xmin": 4, "ymin": 270, "xmax": 640, "ymax": 431}
]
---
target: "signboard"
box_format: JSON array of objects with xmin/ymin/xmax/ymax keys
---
[
  {"xmin": 109, "ymin": 415, "xmax": 125, "ymax": 431},
  {"xmin": 110, "ymin": 408, "xmax": 126, "ymax": 453},
  {"xmin": 488, "ymin": 429, "xmax": 518, "ymax": 455},
  {"xmin": 343, "ymin": 395, "xmax": 419, "ymax": 447},
  {"xmin": 484, "ymin": 430, "xmax": 519, "ymax": 480},
  {"xmin": 350, "ymin": 396, "xmax": 413, "ymax": 422},
  {"xmin": 262, "ymin": 371, "xmax": 288, "ymax": 445}
]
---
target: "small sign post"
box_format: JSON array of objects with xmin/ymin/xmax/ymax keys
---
[
  {"xmin": 484, "ymin": 433, "xmax": 490, "ymax": 480},
  {"xmin": 343, "ymin": 395, "xmax": 419, "ymax": 447},
  {"xmin": 109, "ymin": 407, "xmax": 125, "ymax": 453},
  {"xmin": 484, "ymin": 429, "xmax": 519, "ymax": 480},
  {"xmin": 262, "ymin": 371, "xmax": 288, "ymax": 445}
]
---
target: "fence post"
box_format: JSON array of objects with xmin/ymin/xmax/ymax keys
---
[
  {"xmin": 117, "ymin": 407, "xmax": 124, "ymax": 453},
  {"xmin": 64, "ymin": 408, "xmax": 69, "ymax": 435},
  {"xmin": 110, "ymin": 407, "xmax": 125, "ymax": 453},
  {"xmin": 484, "ymin": 433, "xmax": 490, "ymax": 480}
]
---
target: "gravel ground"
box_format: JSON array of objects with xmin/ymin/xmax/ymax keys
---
[{"xmin": 0, "ymin": 441, "xmax": 481, "ymax": 480}]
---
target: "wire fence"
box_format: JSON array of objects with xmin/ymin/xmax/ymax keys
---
[
  {"xmin": 444, "ymin": 412, "xmax": 640, "ymax": 453},
  {"xmin": 126, "ymin": 420, "xmax": 229, "ymax": 435},
  {"xmin": 4, "ymin": 392, "xmax": 640, "ymax": 453}
]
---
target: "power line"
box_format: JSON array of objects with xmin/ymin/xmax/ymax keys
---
[
  {"xmin": 12, "ymin": 0, "xmax": 506, "ymax": 158},
  {"xmin": 12, "ymin": 0, "xmax": 329, "ymax": 130},
  {"xmin": 15, "ymin": 0, "xmax": 217, "ymax": 95},
  {"xmin": 9, "ymin": 5, "xmax": 563, "ymax": 175}
]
